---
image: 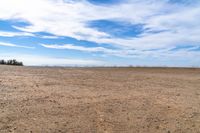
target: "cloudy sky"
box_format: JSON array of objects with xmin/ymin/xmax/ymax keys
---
[{"xmin": 0, "ymin": 0, "xmax": 200, "ymax": 66}]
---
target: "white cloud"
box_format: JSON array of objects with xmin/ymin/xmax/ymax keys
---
[
  {"xmin": 39, "ymin": 35, "xmax": 60, "ymax": 39},
  {"xmin": 0, "ymin": 30, "xmax": 62, "ymax": 40},
  {"xmin": 41, "ymin": 43, "xmax": 142, "ymax": 58},
  {"xmin": 41, "ymin": 43, "xmax": 113, "ymax": 52},
  {"xmin": 0, "ymin": 42, "xmax": 34, "ymax": 49},
  {"xmin": 40, "ymin": 43, "xmax": 200, "ymax": 64},
  {"xmin": 0, "ymin": 31, "xmax": 34, "ymax": 37},
  {"xmin": 0, "ymin": 0, "xmax": 199, "ymax": 56}
]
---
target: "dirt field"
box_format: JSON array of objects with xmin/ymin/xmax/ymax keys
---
[{"xmin": 0, "ymin": 65, "xmax": 200, "ymax": 133}]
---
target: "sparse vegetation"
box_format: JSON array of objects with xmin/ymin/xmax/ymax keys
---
[{"xmin": 0, "ymin": 59, "xmax": 23, "ymax": 66}]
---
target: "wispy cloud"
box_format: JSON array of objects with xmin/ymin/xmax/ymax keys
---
[
  {"xmin": 39, "ymin": 35, "xmax": 60, "ymax": 39},
  {"xmin": 41, "ymin": 43, "xmax": 200, "ymax": 62},
  {"xmin": 41, "ymin": 43, "xmax": 113, "ymax": 52},
  {"xmin": 0, "ymin": 31, "xmax": 34, "ymax": 37},
  {"xmin": 0, "ymin": 42, "xmax": 34, "ymax": 49}
]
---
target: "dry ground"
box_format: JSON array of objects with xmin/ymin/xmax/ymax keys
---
[{"xmin": 0, "ymin": 65, "xmax": 200, "ymax": 133}]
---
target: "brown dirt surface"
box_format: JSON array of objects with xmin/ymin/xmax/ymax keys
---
[{"xmin": 0, "ymin": 65, "xmax": 200, "ymax": 133}]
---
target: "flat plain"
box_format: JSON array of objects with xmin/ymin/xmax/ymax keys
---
[{"xmin": 0, "ymin": 65, "xmax": 200, "ymax": 133}]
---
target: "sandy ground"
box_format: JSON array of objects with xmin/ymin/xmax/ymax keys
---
[{"xmin": 0, "ymin": 65, "xmax": 200, "ymax": 133}]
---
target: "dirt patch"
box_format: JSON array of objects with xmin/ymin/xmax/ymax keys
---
[{"xmin": 0, "ymin": 66, "xmax": 200, "ymax": 133}]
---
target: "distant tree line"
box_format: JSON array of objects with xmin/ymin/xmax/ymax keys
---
[{"xmin": 0, "ymin": 59, "xmax": 23, "ymax": 66}]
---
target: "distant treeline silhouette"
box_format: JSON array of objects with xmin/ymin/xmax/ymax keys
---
[{"xmin": 0, "ymin": 59, "xmax": 23, "ymax": 66}]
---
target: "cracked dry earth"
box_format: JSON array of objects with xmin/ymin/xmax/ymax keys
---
[{"xmin": 0, "ymin": 65, "xmax": 200, "ymax": 133}]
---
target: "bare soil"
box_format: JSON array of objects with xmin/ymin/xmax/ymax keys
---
[{"xmin": 0, "ymin": 65, "xmax": 200, "ymax": 133}]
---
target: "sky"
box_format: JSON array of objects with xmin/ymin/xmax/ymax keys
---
[{"xmin": 0, "ymin": 0, "xmax": 200, "ymax": 67}]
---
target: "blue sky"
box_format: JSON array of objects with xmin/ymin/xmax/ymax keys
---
[{"xmin": 0, "ymin": 0, "xmax": 200, "ymax": 66}]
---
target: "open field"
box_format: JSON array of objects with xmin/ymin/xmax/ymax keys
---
[{"xmin": 0, "ymin": 65, "xmax": 200, "ymax": 133}]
